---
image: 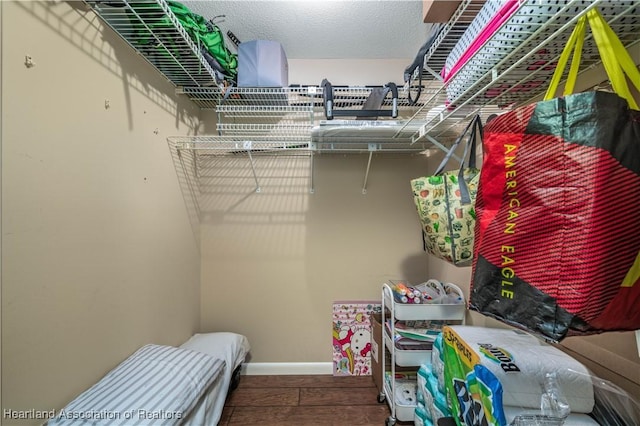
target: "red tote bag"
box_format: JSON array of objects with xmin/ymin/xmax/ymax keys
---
[{"xmin": 469, "ymin": 8, "xmax": 640, "ymax": 341}]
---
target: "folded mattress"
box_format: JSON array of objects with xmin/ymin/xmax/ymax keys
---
[{"xmin": 48, "ymin": 344, "xmax": 224, "ymax": 425}]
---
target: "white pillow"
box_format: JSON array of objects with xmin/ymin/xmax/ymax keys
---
[{"xmin": 180, "ymin": 332, "xmax": 250, "ymax": 371}]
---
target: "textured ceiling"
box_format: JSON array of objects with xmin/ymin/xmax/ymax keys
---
[{"xmin": 183, "ymin": 0, "xmax": 432, "ymax": 60}]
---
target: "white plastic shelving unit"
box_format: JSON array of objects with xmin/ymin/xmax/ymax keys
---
[{"xmin": 380, "ymin": 281, "xmax": 465, "ymax": 426}]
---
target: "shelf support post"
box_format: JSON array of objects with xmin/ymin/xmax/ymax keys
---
[
  {"xmin": 193, "ymin": 149, "xmax": 199, "ymax": 179},
  {"xmin": 362, "ymin": 145, "xmax": 376, "ymax": 194},
  {"xmin": 246, "ymin": 149, "xmax": 261, "ymax": 193},
  {"xmin": 423, "ymin": 65, "xmax": 442, "ymax": 81},
  {"xmin": 309, "ymin": 148, "xmax": 315, "ymax": 194},
  {"xmin": 425, "ymin": 135, "xmax": 461, "ymax": 162}
]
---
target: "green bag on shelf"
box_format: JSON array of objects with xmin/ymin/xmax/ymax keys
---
[
  {"xmin": 410, "ymin": 116, "xmax": 481, "ymax": 266},
  {"xmin": 128, "ymin": 1, "xmax": 237, "ymax": 78},
  {"xmin": 167, "ymin": 1, "xmax": 237, "ymax": 77}
]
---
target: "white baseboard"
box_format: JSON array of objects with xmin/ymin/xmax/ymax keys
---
[{"xmin": 241, "ymin": 362, "xmax": 333, "ymax": 375}]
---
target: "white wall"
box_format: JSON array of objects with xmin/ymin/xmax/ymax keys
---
[
  {"xmin": 2, "ymin": 1, "xmax": 639, "ymax": 420},
  {"xmin": 197, "ymin": 148, "xmax": 486, "ymax": 363},
  {"xmin": 289, "ymin": 59, "xmax": 410, "ymax": 86},
  {"xmin": 1, "ymin": 1, "xmax": 201, "ymax": 421}
]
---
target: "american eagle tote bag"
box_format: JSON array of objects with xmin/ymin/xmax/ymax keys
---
[{"xmin": 469, "ymin": 8, "xmax": 640, "ymax": 341}]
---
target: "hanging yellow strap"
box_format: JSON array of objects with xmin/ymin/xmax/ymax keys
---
[
  {"xmin": 544, "ymin": 15, "xmax": 587, "ymax": 101},
  {"xmin": 621, "ymin": 251, "xmax": 640, "ymax": 288},
  {"xmin": 563, "ymin": 20, "xmax": 586, "ymax": 96},
  {"xmin": 545, "ymin": 8, "xmax": 640, "ymax": 111},
  {"xmin": 601, "ymin": 21, "xmax": 640, "ymax": 93},
  {"xmin": 587, "ymin": 9, "xmax": 640, "ymax": 110}
]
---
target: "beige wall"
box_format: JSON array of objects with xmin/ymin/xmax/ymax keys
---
[
  {"xmin": 1, "ymin": 1, "xmax": 201, "ymax": 422},
  {"xmin": 2, "ymin": 0, "xmax": 640, "ymax": 421},
  {"xmin": 197, "ymin": 148, "xmax": 485, "ymax": 362},
  {"xmin": 199, "ymin": 153, "xmax": 430, "ymax": 361}
]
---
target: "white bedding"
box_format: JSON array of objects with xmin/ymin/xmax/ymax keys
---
[
  {"xmin": 179, "ymin": 332, "xmax": 250, "ymax": 426},
  {"xmin": 48, "ymin": 333, "xmax": 250, "ymax": 426},
  {"xmin": 48, "ymin": 344, "xmax": 225, "ymax": 425},
  {"xmin": 310, "ymin": 120, "xmax": 423, "ymax": 143}
]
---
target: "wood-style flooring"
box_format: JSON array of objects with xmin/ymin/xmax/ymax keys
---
[{"xmin": 219, "ymin": 374, "xmax": 414, "ymax": 426}]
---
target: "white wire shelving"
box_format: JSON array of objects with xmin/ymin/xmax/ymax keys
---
[
  {"xmin": 172, "ymin": 84, "xmax": 435, "ymax": 193},
  {"xmin": 180, "ymin": 86, "xmax": 318, "ymax": 114},
  {"xmin": 178, "ymin": 85, "xmax": 433, "ymax": 153},
  {"xmin": 86, "ymin": 0, "xmax": 220, "ymax": 87},
  {"xmin": 172, "ymin": 0, "xmax": 640, "ymax": 154},
  {"xmin": 406, "ymin": 0, "xmax": 486, "ymax": 83},
  {"xmin": 88, "ymin": 0, "xmax": 640, "ymax": 193},
  {"xmin": 168, "ymin": 135, "xmax": 312, "ymax": 154},
  {"xmin": 406, "ymin": 0, "xmax": 640, "ymax": 144},
  {"xmin": 88, "ymin": 0, "xmax": 640, "ymax": 147}
]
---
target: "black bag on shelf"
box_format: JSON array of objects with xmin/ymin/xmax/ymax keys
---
[{"xmin": 403, "ymin": 23, "xmax": 443, "ymax": 105}]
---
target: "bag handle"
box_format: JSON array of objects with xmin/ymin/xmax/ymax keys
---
[
  {"xmin": 434, "ymin": 115, "xmax": 479, "ymax": 175},
  {"xmin": 457, "ymin": 116, "xmax": 482, "ymax": 205},
  {"xmin": 434, "ymin": 115, "xmax": 482, "ymax": 205},
  {"xmin": 545, "ymin": 8, "xmax": 640, "ymax": 110},
  {"xmin": 587, "ymin": 9, "xmax": 640, "ymax": 110},
  {"xmin": 545, "ymin": 14, "xmax": 586, "ymax": 99}
]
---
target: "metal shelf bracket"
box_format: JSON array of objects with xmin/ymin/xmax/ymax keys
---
[{"xmin": 362, "ymin": 146, "xmax": 377, "ymax": 194}]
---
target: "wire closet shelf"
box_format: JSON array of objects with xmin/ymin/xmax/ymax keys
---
[
  {"xmin": 404, "ymin": 0, "xmax": 640, "ymax": 144},
  {"xmin": 88, "ymin": 0, "xmax": 640, "ymax": 152},
  {"xmin": 87, "ymin": 0, "xmax": 220, "ymax": 87}
]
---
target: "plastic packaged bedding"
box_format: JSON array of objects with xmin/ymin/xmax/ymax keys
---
[
  {"xmin": 443, "ymin": 326, "xmax": 594, "ymax": 413},
  {"xmin": 423, "ymin": 325, "xmax": 640, "ymax": 426},
  {"xmin": 418, "ymin": 363, "xmax": 452, "ymax": 425},
  {"xmin": 417, "ymin": 327, "xmax": 640, "ymax": 426}
]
